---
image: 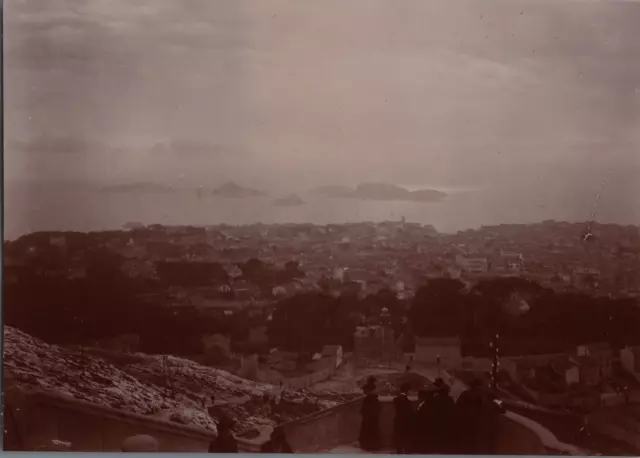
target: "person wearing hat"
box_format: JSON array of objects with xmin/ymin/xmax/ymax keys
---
[
  {"xmin": 455, "ymin": 376, "xmax": 503, "ymax": 454},
  {"xmin": 412, "ymin": 388, "xmax": 433, "ymax": 453},
  {"xmin": 260, "ymin": 426, "xmax": 293, "ymax": 453},
  {"xmin": 455, "ymin": 377, "xmax": 484, "ymax": 453},
  {"xmin": 425, "ymin": 378, "xmax": 456, "ymax": 454},
  {"xmin": 358, "ymin": 378, "xmax": 381, "ymax": 452},
  {"xmin": 392, "ymin": 382, "xmax": 413, "ymax": 454},
  {"xmin": 208, "ymin": 414, "xmax": 238, "ymax": 453}
]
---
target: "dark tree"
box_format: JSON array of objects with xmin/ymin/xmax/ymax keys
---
[
  {"xmin": 267, "ymin": 292, "xmax": 359, "ymax": 352},
  {"xmin": 410, "ymin": 278, "xmax": 466, "ymax": 336}
]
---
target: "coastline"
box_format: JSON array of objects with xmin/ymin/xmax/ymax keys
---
[{"xmin": 5, "ymin": 185, "xmax": 640, "ymax": 241}]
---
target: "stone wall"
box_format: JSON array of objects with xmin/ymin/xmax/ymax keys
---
[
  {"xmin": 278, "ymin": 395, "xmax": 547, "ymax": 454},
  {"xmin": 4, "ymin": 390, "xmax": 215, "ymax": 452},
  {"xmin": 278, "ymin": 397, "xmax": 366, "ymax": 453},
  {"xmin": 6, "ymin": 388, "xmax": 547, "ymax": 454}
]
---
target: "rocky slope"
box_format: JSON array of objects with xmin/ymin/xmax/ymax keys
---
[{"xmin": 3, "ymin": 326, "xmax": 356, "ymax": 434}]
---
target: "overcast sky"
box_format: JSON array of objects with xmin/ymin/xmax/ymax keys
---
[{"xmin": 5, "ymin": 0, "xmax": 640, "ymax": 192}]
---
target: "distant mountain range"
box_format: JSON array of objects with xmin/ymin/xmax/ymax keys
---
[
  {"xmin": 100, "ymin": 182, "xmax": 176, "ymax": 194},
  {"xmin": 273, "ymin": 194, "xmax": 305, "ymax": 206},
  {"xmin": 211, "ymin": 182, "xmax": 266, "ymax": 198},
  {"xmin": 99, "ymin": 181, "xmax": 266, "ymax": 198},
  {"xmin": 311, "ymin": 183, "xmax": 447, "ymax": 202},
  {"xmin": 98, "ymin": 181, "xmax": 444, "ymax": 202}
]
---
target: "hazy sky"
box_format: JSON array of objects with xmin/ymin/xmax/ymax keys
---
[{"xmin": 5, "ymin": 0, "xmax": 640, "ymax": 191}]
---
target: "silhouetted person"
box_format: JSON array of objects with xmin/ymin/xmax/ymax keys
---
[
  {"xmin": 413, "ymin": 388, "xmax": 432, "ymax": 453},
  {"xmin": 481, "ymin": 390, "xmax": 506, "ymax": 453},
  {"xmin": 393, "ymin": 382, "xmax": 413, "ymax": 454},
  {"xmin": 455, "ymin": 378, "xmax": 484, "ymax": 454},
  {"xmin": 455, "ymin": 378, "xmax": 504, "ymax": 454},
  {"xmin": 209, "ymin": 415, "xmax": 238, "ymax": 453},
  {"xmin": 261, "ymin": 426, "xmax": 293, "ymax": 453},
  {"xmin": 425, "ymin": 378, "xmax": 456, "ymax": 454},
  {"xmin": 359, "ymin": 379, "xmax": 381, "ymax": 451}
]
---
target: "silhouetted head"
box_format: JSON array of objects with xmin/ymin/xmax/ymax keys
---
[
  {"xmin": 433, "ymin": 378, "xmax": 450, "ymax": 393},
  {"xmin": 363, "ymin": 381, "xmax": 376, "ymax": 394},
  {"xmin": 418, "ymin": 389, "xmax": 431, "ymax": 402}
]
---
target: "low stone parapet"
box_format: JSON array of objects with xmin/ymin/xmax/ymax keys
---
[{"xmin": 5, "ymin": 388, "xmax": 547, "ymax": 454}]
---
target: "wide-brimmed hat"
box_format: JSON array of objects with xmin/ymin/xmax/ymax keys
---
[
  {"xmin": 362, "ymin": 378, "xmax": 377, "ymax": 393},
  {"xmin": 363, "ymin": 382, "xmax": 376, "ymax": 392},
  {"xmin": 433, "ymin": 378, "xmax": 449, "ymax": 392}
]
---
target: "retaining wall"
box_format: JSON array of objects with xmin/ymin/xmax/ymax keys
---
[
  {"xmin": 5, "ymin": 389, "xmax": 546, "ymax": 454},
  {"xmin": 4, "ymin": 390, "xmax": 215, "ymax": 452},
  {"xmin": 277, "ymin": 395, "xmax": 546, "ymax": 454}
]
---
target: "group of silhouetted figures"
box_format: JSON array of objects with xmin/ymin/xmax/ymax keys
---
[{"xmin": 359, "ymin": 377, "xmax": 506, "ymax": 454}]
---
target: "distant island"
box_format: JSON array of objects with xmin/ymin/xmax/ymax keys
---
[
  {"xmin": 312, "ymin": 183, "xmax": 447, "ymax": 202},
  {"xmin": 123, "ymin": 221, "xmax": 145, "ymax": 229},
  {"xmin": 100, "ymin": 182, "xmax": 175, "ymax": 194},
  {"xmin": 212, "ymin": 182, "xmax": 266, "ymax": 198},
  {"xmin": 273, "ymin": 194, "xmax": 305, "ymax": 206}
]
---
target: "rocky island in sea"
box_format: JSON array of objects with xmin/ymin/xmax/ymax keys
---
[
  {"xmin": 273, "ymin": 194, "xmax": 305, "ymax": 206},
  {"xmin": 312, "ymin": 182, "xmax": 447, "ymax": 202},
  {"xmin": 212, "ymin": 182, "xmax": 266, "ymax": 198}
]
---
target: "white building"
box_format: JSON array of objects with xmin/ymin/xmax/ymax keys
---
[{"xmin": 455, "ymin": 255, "xmax": 489, "ymax": 274}]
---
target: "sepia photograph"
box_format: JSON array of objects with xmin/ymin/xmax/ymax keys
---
[{"xmin": 3, "ymin": 0, "xmax": 640, "ymax": 454}]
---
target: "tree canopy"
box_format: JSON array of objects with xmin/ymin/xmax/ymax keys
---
[
  {"xmin": 267, "ymin": 292, "xmax": 361, "ymax": 352},
  {"xmin": 408, "ymin": 277, "xmax": 640, "ymax": 356}
]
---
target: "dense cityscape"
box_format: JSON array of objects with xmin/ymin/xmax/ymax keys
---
[
  {"xmin": 5, "ymin": 0, "xmax": 640, "ymax": 454},
  {"xmin": 4, "ymin": 220, "xmax": 640, "ymax": 453}
]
